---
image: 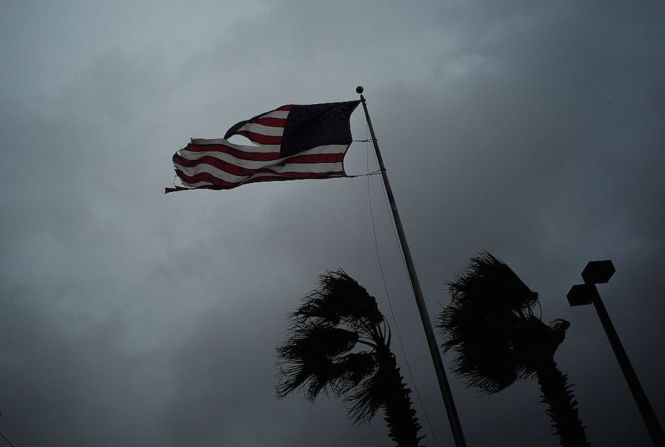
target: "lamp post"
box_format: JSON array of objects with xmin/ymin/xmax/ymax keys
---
[{"xmin": 567, "ymin": 260, "xmax": 665, "ymax": 446}]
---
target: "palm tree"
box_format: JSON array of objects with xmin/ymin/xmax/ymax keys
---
[
  {"xmin": 438, "ymin": 253, "xmax": 589, "ymax": 447},
  {"xmin": 276, "ymin": 269, "xmax": 424, "ymax": 447}
]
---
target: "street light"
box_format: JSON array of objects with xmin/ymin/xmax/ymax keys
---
[{"xmin": 567, "ymin": 260, "xmax": 665, "ymax": 446}]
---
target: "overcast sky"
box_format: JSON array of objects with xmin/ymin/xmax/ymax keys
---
[{"xmin": 1, "ymin": 1, "xmax": 664, "ymax": 446}]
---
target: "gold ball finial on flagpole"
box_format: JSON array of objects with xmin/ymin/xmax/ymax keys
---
[{"xmin": 356, "ymin": 85, "xmax": 364, "ymax": 94}]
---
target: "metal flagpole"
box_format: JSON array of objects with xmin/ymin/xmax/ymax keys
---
[{"xmin": 356, "ymin": 86, "xmax": 467, "ymax": 447}]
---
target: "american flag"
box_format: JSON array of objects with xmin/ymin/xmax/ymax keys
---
[{"xmin": 167, "ymin": 100, "xmax": 360, "ymax": 192}]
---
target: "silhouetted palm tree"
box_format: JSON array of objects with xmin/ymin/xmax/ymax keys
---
[
  {"xmin": 438, "ymin": 253, "xmax": 589, "ymax": 447},
  {"xmin": 277, "ymin": 270, "xmax": 423, "ymax": 447}
]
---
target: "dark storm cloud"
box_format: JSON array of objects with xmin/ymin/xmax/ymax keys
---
[
  {"xmin": 1, "ymin": 0, "xmax": 664, "ymax": 446},
  {"xmin": 0, "ymin": 284, "xmax": 171, "ymax": 446}
]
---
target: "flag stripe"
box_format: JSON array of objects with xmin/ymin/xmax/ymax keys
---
[
  {"xmin": 183, "ymin": 145, "xmax": 280, "ymax": 161},
  {"xmin": 178, "ymin": 143, "xmax": 345, "ymax": 160},
  {"xmin": 237, "ymin": 130, "xmax": 283, "ymax": 145},
  {"xmin": 259, "ymin": 110, "xmax": 290, "ymax": 119},
  {"xmin": 176, "ymin": 148, "xmax": 281, "ymax": 163},
  {"xmin": 237, "ymin": 122, "xmax": 285, "ymax": 136},
  {"xmin": 188, "ymin": 139, "xmax": 281, "ymax": 154},
  {"xmin": 175, "ymin": 159, "xmax": 345, "ymax": 184},
  {"xmin": 179, "ymin": 143, "xmax": 346, "ymax": 164},
  {"xmin": 174, "ymin": 152, "xmax": 345, "ymax": 172},
  {"xmin": 179, "ymin": 170, "xmax": 345, "ymax": 189},
  {"xmin": 252, "ymin": 117, "xmax": 287, "ymax": 127}
]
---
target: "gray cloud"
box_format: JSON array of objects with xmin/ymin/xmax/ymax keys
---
[{"xmin": 1, "ymin": 0, "xmax": 664, "ymax": 445}]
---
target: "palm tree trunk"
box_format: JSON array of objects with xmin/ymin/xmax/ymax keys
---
[
  {"xmin": 535, "ymin": 358, "xmax": 590, "ymax": 447},
  {"xmin": 376, "ymin": 347, "xmax": 424, "ymax": 447}
]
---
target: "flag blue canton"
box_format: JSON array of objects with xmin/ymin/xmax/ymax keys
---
[{"xmin": 279, "ymin": 101, "xmax": 360, "ymax": 157}]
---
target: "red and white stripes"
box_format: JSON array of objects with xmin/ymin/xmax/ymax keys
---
[{"xmin": 171, "ymin": 105, "xmax": 349, "ymax": 190}]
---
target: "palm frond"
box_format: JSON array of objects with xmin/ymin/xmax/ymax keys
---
[
  {"xmin": 276, "ymin": 359, "xmax": 340, "ymax": 399},
  {"xmin": 295, "ymin": 270, "xmax": 384, "ymax": 328},
  {"xmin": 438, "ymin": 252, "xmax": 541, "ymax": 392},
  {"xmin": 333, "ymin": 352, "xmax": 378, "ymax": 395},
  {"xmin": 439, "ymin": 286, "xmax": 523, "ymax": 392},
  {"xmin": 278, "ymin": 324, "xmax": 359, "ymax": 361},
  {"xmin": 346, "ymin": 365, "xmax": 386, "ymax": 422},
  {"xmin": 447, "ymin": 252, "xmax": 538, "ymax": 315},
  {"xmin": 276, "ymin": 325, "xmax": 359, "ymax": 399}
]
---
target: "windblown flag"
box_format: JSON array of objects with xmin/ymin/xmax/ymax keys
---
[{"xmin": 167, "ymin": 100, "xmax": 360, "ymax": 192}]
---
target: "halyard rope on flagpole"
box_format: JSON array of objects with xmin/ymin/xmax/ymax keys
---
[
  {"xmin": 356, "ymin": 86, "xmax": 467, "ymax": 447},
  {"xmin": 364, "ymin": 133, "xmax": 441, "ymax": 447}
]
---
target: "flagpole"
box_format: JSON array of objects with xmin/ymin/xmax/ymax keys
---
[{"xmin": 356, "ymin": 86, "xmax": 467, "ymax": 447}]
